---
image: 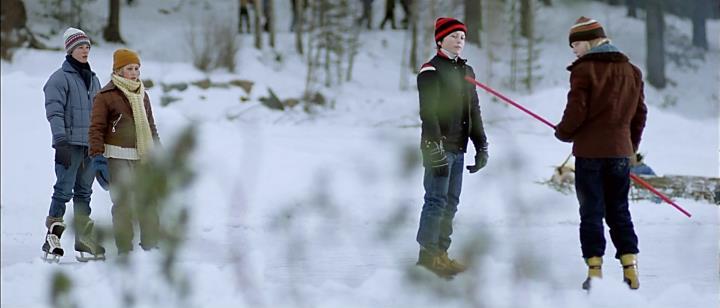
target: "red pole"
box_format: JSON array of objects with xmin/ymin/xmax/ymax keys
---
[
  {"xmin": 629, "ymin": 174, "xmax": 692, "ymax": 217},
  {"xmin": 465, "ymin": 76, "xmax": 557, "ymax": 129},
  {"xmin": 464, "ymin": 76, "xmax": 692, "ymax": 218}
]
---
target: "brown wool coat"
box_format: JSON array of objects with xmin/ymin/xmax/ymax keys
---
[
  {"xmin": 555, "ymin": 51, "xmax": 647, "ymax": 158},
  {"xmin": 89, "ymin": 81, "xmax": 159, "ymax": 157}
]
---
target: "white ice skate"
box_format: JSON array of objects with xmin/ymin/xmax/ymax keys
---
[{"xmin": 41, "ymin": 222, "xmax": 66, "ymax": 263}]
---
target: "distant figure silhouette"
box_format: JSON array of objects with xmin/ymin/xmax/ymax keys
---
[
  {"xmin": 238, "ymin": 0, "xmax": 252, "ymax": 33},
  {"xmin": 379, "ymin": 0, "xmax": 396, "ymax": 30},
  {"xmin": 357, "ymin": 0, "xmax": 374, "ymax": 30}
]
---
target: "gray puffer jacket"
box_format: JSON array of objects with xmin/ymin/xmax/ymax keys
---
[{"xmin": 44, "ymin": 60, "xmax": 101, "ymax": 147}]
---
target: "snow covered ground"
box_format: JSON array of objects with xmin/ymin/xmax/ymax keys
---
[{"xmin": 2, "ymin": 0, "xmax": 718, "ymax": 307}]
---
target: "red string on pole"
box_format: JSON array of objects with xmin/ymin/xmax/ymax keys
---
[{"xmin": 464, "ymin": 76, "xmax": 692, "ymax": 218}]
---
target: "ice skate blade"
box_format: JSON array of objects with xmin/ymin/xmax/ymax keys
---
[
  {"xmin": 75, "ymin": 251, "xmax": 106, "ymax": 262},
  {"xmin": 41, "ymin": 252, "xmax": 61, "ymax": 263}
]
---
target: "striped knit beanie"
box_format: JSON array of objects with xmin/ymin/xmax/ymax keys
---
[
  {"xmin": 63, "ymin": 27, "xmax": 91, "ymax": 54},
  {"xmin": 434, "ymin": 17, "xmax": 467, "ymax": 44},
  {"xmin": 568, "ymin": 16, "xmax": 606, "ymax": 47}
]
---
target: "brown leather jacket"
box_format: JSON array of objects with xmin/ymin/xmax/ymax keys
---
[
  {"xmin": 88, "ymin": 81, "xmax": 160, "ymax": 157},
  {"xmin": 555, "ymin": 50, "xmax": 647, "ymax": 158}
]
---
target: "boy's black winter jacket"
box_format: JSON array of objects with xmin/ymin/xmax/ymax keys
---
[{"xmin": 418, "ymin": 52, "xmax": 487, "ymax": 153}]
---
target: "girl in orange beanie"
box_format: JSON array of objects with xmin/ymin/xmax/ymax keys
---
[{"xmin": 89, "ymin": 48, "xmax": 162, "ymax": 254}]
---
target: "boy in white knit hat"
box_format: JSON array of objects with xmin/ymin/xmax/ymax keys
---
[{"xmin": 41, "ymin": 27, "xmax": 105, "ymax": 262}]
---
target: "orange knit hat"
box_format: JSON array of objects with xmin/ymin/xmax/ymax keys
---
[{"xmin": 113, "ymin": 48, "xmax": 140, "ymax": 70}]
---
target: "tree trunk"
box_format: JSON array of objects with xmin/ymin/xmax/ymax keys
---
[
  {"xmin": 539, "ymin": 0, "xmax": 551, "ymax": 6},
  {"xmin": 268, "ymin": 0, "xmax": 275, "ymax": 48},
  {"xmin": 346, "ymin": 20, "xmax": 360, "ymax": 81},
  {"xmin": 524, "ymin": 0, "xmax": 534, "ymax": 92},
  {"xmin": 336, "ymin": 0, "xmax": 348, "ymax": 85},
  {"xmin": 304, "ymin": 0, "xmax": 317, "ymax": 96},
  {"xmin": 71, "ymin": 0, "xmax": 85, "ymax": 28},
  {"xmin": 1, "ymin": 0, "xmax": 27, "ymax": 60},
  {"xmin": 323, "ymin": 0, "xmax": 331, "ymax": 87},
  {"xmin": 692, "ymin": 0, "xmax": 708, "ymax": 50},
  {"xmin": 646, "ymin": 0, "xmax": 666, "ymax": 89},
  {"xmin": 254, "ymin": 0, "xmax": 262, "ymax": 49},
  {"xmin": 464, "ymin": 0, "xmax": 481, "ymax": 46},
  {"xmin": 1, "ymin": 0, "xmax": 27, "ymax": 34},
  {"xmin": 295, "ymin": 0, "xmax": 304, "ymax": 55},
  {"xmin": 509, "ymin": 0, "xmax": 518, "ymax": 90},
  {"xmin": 103, "ymin": 0, "xmax": 125, "ymax": 43},
  {"xmin": 421, "ymin": 0, "xmax": 437, "ymax": 62},
  {"xmin": 409, "ymin": 0, "xmax": 418, "ymax": 72},
  {"xmin": 626, "ymin": 0, "xmax": 637, "ymax": 18},
  {"xmin": 607, "ymin": 0, "xmax": 620, "ymax": 5},
  {"xmin": 485, "ymin": 0, "xmax": 503, "ymax": 85},
  {"xmin": 520, "ymin": 0, "xmax": 531, "ymax": 38}
]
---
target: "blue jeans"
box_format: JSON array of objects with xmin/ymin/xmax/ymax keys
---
[
  {"xmin": 417, "ymin": 151, "xmax": 464, "ymax": 252},
  {"xmin": 575, "ymin": 157, "xmax": 639, "ymax": 259},
  {"xmin": 48, "ymin": 145, "xmax": 94, "ymax": 218}
]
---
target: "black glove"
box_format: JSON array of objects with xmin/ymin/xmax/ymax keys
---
[
  {"xmin": 466, "ymin": 150, "xmax": 488, "ymax": 173},
  {"xmin": 54, "ymin": 140, "xmax": 71, "ymax": 169},
  {"xmin": 422, "ymin": 139, "xmax": 449, "ymax": 177}
]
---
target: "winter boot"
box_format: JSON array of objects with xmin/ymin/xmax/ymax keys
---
[
  {"xmin": 582, "ymin": 256, "xmax": 602, "ymax": 290},
  {"xmin": 41, "ymin": 216, "xmax": 66, "ymax": 263},
  {"xmin": 74, "ymin": 216, "xmax": 106, "ymax": 262},
  {"xmin": 416, "ymin": 247, "xmax": 454, "ymax": 279},
  {"xmin": 439, "ymin": 251, "xmax": 467, "ymax": 275},
  {"xmin": 138, "ymin": 204, "xmax": 160, "ymax": 251},
  {"xmin": 620, "ymin": 254, "xmax": 639, "ymax": 290}
]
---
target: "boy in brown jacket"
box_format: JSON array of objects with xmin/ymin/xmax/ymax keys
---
[{"xmin": 555, "ymin": 16, "xmax": 647, "ymax": 291}]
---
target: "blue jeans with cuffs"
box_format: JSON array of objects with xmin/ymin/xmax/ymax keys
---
[
  {"xmin": 417, "ymin": 151, "xmax": 464, "ymax": 253},
  {"xmin": 48, "ymin": 145, "xmax": 94, "ymax": 218}
]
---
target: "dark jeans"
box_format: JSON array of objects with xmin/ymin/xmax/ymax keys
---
[
  {"xmin": 109, "ymin": 158, "xmax": 159, "ymax": 252},
  {"xmin": 48, "ymin": 145, "xmax": 94, "ymax": 218},
  {"xmin": 575, "ymin": 157, "xmax": 639, "ymax": 259},
  {"xmin": 416, "ymin": 151, "xmax": 464, "ymax": 253}
]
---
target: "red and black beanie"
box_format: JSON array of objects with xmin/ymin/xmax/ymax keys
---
[
  {"xmin": 568, "ymin": 16, "xmax": 606, "ymax": 47},
  {"xmin": 434, "ymin": 17, "xmax": 467, "ymax": 44}
]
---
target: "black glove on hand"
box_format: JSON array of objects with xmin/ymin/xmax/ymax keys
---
[
  {"xmin": 54, "ymin": 140, "xmax": 71, "ymax": 169},
  {"xmin": 423, "ymin": 139, "xmax": 449, "ymax": 177},
  {"xmin": 466, "ymin": 150, "xmax": 488, "ymax": 173}
]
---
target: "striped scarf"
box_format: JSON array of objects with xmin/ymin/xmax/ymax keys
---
[{"xmin": 111, "ymin": 74, "xmax": 153, "ymax": 161}]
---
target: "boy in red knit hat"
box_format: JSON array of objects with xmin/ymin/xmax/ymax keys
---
[{"xmin": 415, "ymin": 17, "xmax": 488, "ymax": 278}]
